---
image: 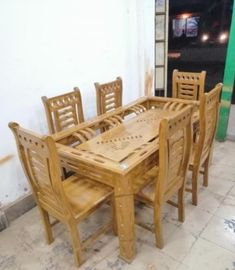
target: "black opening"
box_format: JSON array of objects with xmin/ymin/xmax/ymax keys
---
[{"xmin": 167, "ymin": 0, "xmax": 234, "ymax": 103}]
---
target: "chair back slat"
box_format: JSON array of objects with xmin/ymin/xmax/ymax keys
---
[
  {"xmin": 42, "ymin": 88, "xmax": 84, "ymax": 134},
  {"xmin": 9, "ymin": 123, "xmax": 71, "ymax": 216},
  {"xmin": 156, "ymin": 106, "xmax": 193, "ymax": 202},
  {"xmin": 95, "ymin": 77, "xmax": 122, "ymax": 115},
  {"xmin": 172, "ymin": 70, "xmax": 206, "ymax": 100}
]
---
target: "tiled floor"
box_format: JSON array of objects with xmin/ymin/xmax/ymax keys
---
[{"xmin": 0, "ymin": 141, "xmax": 235, "ymax": 270}]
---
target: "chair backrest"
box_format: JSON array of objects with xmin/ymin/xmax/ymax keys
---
[
  {"xmin": 156, "ymin": 105, "xmax": 193, "ymax": 203},
  {"xmin": 95, "ymin": 77, "xmax": 122, "ymax": 115},
  {"xmin": 172, "ymin": 69, "xmax": 206, "ymax": 100},
  {"xmin": 42, "ymin": 88, "xmax": 84, "ymax": 134},
  {"xmin": 194, "ymin": 83, "xmax": 222, "ymax": 166},
  {"xmin": 9, "ymin": 122, "xmax": 71, "ymax": 217}
]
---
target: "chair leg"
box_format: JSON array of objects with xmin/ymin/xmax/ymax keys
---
[
  {"xmin": 203, "ymin": 156, "xmax": 210, "ymax": 187},
  {"xmin": 178, "ymin": 187, "xmax": 185, "ymax": 222},
  {"xmin": 209, "ymin": 143, "xmax": 214, "ymax": 166},
  {"xmin": 38, "ymin": 207, "xmax": 54, "ymax": 244},
  {"xmin": 192, "ymin": 168, "xmax": 199, "ymax": 206},
  {"xmin": 111, "ymin": 197, "xmax": 118, "ymax": 235},
  {"xmin": 67, "ymin": 220, "xmax": 83, "ymax": 267},
  {"xmin": 154, "ymin": 206, "xmax": 164, "ymax": 249}
]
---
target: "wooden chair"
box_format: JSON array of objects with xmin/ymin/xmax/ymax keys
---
[
  {"xmin": 172, "ymin": 69, "xmax": 206, "ymax": 100},
  {"xmin": 134, "ymin": 105, "xmax": 193, "ymax": 248},
  {"xmin": 42, "ymin": 88, "xmax": 84, "ymax": 134},
  {"xmin": 186, "ymin": 83, "xmax": 222, "ymax": 205},
  {"xmin": 9, "ymin": 122, "xmax": 114, "ymax": 267},
  {"xmin": 95, "ymin": 77, "xmax": 122, "ymax": 115}
]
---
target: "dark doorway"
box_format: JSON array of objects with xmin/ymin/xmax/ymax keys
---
[{"xmin": 167, "ymin": 0, "xmax": 234, "ymax": 103}]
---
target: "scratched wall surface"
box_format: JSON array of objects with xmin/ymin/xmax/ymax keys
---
[{"xmin": 0, "ymin": 0, "xmax": 155, "ymax": 207}]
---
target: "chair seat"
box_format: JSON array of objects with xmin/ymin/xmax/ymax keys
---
[
  {"xmin": 63, "ymin": 175, "xmax": 113, "ymax": 220},
  {"xmin": 134, "ymin": 166, "xmax": 159, "ymax": 203}
]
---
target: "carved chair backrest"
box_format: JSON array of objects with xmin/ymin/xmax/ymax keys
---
[
  {"xmin": 172, "ymin": 69, "xmax": 206, "ymax": 100},
  {"xmin": 9, "ymin": 122, "xmax": 71, "ymax": 217},
  {"xmin": 156, "ymin": 106, "xmax": 193, "ymax": 204},
  {"xmin": 194, "ymin": 83, "xmax": 222, "ymax": 166},
  {"xmin": 42, "ymin": 88, "xmax": 84, "ymax": 134},
  {"xmin": 95, "ymin": 77, "xmax": 122, "ymax": 115}
]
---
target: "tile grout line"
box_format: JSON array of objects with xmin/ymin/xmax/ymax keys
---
[{"xmin": 199, "ymin": 235, "xmax": 235, "ymax": 255}]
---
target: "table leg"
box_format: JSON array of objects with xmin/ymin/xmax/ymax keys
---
[{"xmin": 115, "ymin": 192, "xmax": 136, "ymax": 262}]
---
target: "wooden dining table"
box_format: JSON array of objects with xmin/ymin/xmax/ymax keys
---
[{"xmin": 52, "ymin": 96, "xmax": 198, "ymax": 262}]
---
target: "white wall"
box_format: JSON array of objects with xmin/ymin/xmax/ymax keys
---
[
  {"xmin": 136, "ymin": 0, "xmax": 155, "ymax": 94},
  {"xmin": 0, "ymin": 0, "xmax": 154, "ymax": 207}
]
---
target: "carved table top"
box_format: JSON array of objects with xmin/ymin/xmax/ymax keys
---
[{"xmin": 53, "ymin": 96, "xmax": 198, "ymax": 175}]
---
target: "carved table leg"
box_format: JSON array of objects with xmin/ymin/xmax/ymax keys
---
[
  {"xmin": 114, "ymin": 176, "xmax": 136, "ymax": 262},
  {"xmin": 115, "ymin": 194, "xmax": 136, "ymax": 262}
]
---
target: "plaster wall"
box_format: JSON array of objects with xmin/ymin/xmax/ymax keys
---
[{"xmin": 0, "ymin": 0, "xmax": 154, "ymax": 207}]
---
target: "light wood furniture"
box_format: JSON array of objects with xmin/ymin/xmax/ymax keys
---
[
  {"xmin": 95, "ymin": 77, "xmax": 122, "ymax": 115},
  {"xmin": 187, "ymin": 83, "xmax": 222, "ymax": 205},
  {"xmin": 134, "ymin": 105, "xmax": 192, "ymax": 248},
  {"xmin": 162, "ymin": 99, "xmax": 199, "ymax": 140},
  {"xmin": 172, "ymin": 69, "xmax": 206, "ymax": 100},
  {"xmin": 42, "ymin": 88, "xmax": 84, "ymax": 134},
  {"xmin": 9, "ymin": 122, "xmax": 114, "ymax": 267},
  {"xmin": 52, "ymin": 96, "xmax": 197, "ymax": 262}
]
